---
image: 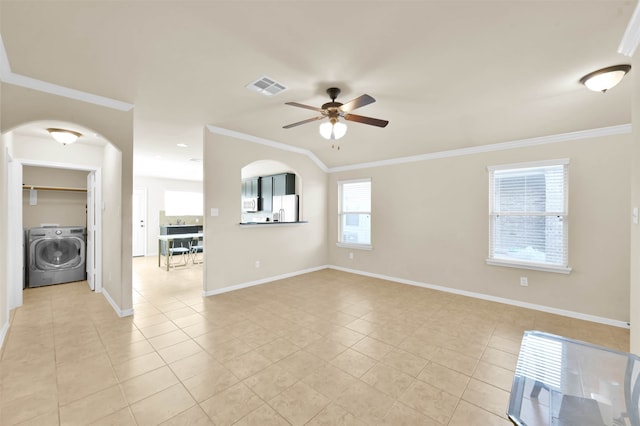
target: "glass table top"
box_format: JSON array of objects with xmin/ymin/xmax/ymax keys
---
[{"xmin": 507, "ymin": 331, "xmax": 640, "ymax": 426}]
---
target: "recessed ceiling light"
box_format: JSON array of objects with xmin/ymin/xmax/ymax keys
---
[
  {"xmin": 189, "ymin": 158, "xmax": 202, "ymax": 162},
  {"xmin": 177, "ymin": 143, "xmax": 188, "ymax": 148}
]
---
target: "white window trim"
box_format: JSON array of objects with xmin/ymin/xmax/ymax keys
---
[
  {"xmin": 338, "ymin": 178, "xmax": 372, "ymax": 250},
  {"xmin": 487, "ymin": 158, "xmax": 571, "ymax": 274},
  {"xmin": 336, "ymin": 242, "xmax": 373, "ymax": 250},
  {"xmin": 486, "ymin": 258, "xmax": 572, "ymax": 274}
]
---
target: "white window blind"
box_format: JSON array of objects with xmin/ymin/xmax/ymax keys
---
[
  {"xmin": 338, "ymin": 179, "xmax": 371, "ymax": 248},
  {"xmin": 164, "ymin": 191, "xmax": 203, "ymax": 216},
  {"xmin": 488, "ymin": 160, "xmax": 570, "ymax": 273}
]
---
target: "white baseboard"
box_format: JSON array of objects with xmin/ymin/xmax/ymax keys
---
[
  {"xmin": 203, "ymin": 265, "xmax": 330, "ymax": 297},
  {"xmin": 0, "ymin": 320, "xmax": 9, "ymax": 351},
  {"xmin": 102, "ymin": 288, "xmax": 134, "ymax": 317},
  {"xmin": 329, "ymin": 265, "xmax": 630, "ymax": 329}
]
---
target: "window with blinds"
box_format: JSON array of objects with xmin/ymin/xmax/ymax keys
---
[
  {"xmin": 338, "ymin": 179, "xmax": 372, "ymax": 248},
  {"xmin": 487, "ymin": 159, "xmax": 570, "ymax": 273}
]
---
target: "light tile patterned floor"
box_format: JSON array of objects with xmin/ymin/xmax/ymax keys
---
[{"xmin": 0, "ymin": 256, "xmax": 630, "ymax": 425}]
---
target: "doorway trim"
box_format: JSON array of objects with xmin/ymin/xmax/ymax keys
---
[
  {"xmin": 11, "ymin": 158, "xmax": 103, "ymax": 298},
  {"xmin": 132, "ymin": 187, "xmax": 147, "ymax": 257}
]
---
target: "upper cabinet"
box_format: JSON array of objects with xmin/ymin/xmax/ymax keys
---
[
  {"xmin": 242, "ymin": 177, "xmax": 261, "ymax": 199},
  {"xmin": 272, "ymin": 173, "xmax": 296, "ymax": 196},
  {"xmin": 261, "ymin": 175, "xmax": 273, "ymax": 213},
  {"xmin": 259, "ymin": 173, "xmax": 295, "ymax": 213}
]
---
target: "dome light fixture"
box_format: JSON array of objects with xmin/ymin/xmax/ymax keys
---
[
  {"xmin": 47, "ymin": 128, "xmax": 82, "ymax": 145},
  {"xmin": 319, "ymin": 117, "xmax": 347, "ymax": 140},
  {"xmin": 579, "ymin": 64, "xmax": 631, "ymax": 93}
]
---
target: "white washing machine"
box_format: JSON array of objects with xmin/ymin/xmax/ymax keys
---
[{"xmin": 27, "ymin": 227, "xmax": 86, "ymax": 287}]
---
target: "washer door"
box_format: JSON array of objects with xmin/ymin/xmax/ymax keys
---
[{"xmin": 31, "ymin": 237, "xmax": 85, "ymax": 271}]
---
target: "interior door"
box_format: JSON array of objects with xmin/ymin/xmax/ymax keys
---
[
  {"xmin": 132, "ymin": 188, "xmax": 147, "ymax": 257},
  {"xmin": 86, "ymin": 171, "xmax": 96, "ymax": 290}
]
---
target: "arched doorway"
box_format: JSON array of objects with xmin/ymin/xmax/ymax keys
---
[{"xmin": 3, "ymin": 120, "xmax": 117, "ymax": 312}]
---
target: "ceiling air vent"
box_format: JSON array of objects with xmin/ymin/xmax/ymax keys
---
[{"xmin": 246, "ymin": 75, "xmax": 287, "ymax": 96}]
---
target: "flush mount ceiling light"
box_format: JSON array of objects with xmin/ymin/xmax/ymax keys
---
[
  {"xmin": 579, "ymin": 65, "xmax": 631, "ymax": 92},
  {"xmin": 47, "ymin": 128, "xmax": 81, "ymax": 145},
  {"xmin": 176, "ymin": 143, "xmax": 188, "ymax": 148}
]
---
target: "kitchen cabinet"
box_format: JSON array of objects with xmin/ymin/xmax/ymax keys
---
[
  {"xmin": 242, "ymin": 177, "xmax": 261, "ymax": 199},
  {"xmin": 261, "ymin": 175, "xmax": 273, "ymax": 213},
  {"xmin": 259, "ymin": 173, "xmax": 294, "ymax": 212},
  {"xmin": 273, "ymin": 173, "xmax": 295, "ymax": 196}
]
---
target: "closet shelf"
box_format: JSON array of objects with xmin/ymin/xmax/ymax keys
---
[{"xmin": 22, "ymin": 185, "xmax": 87, "ymax": 193}]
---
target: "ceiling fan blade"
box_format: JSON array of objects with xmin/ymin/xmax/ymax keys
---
[
  {"xmin": 339, "ymin": 94, "xmax": 376, "ymax": 113},
  {"xmin": 344, "ymin": 113, "xmax": 389, "ymax": 128},
  {"xmin": 285, "ymin": 102, "xmax": 324, "ymax": 113},
  {"xmin": 283, "ymin": 116, "xmax": 325, "ymax": 129}
]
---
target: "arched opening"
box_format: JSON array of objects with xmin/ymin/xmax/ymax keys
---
[
  {"xmin": 240, "ymin": 159, "xmax": 303, "ymax": 224},
  {"xmin": 3, "ymin": 120, "xmax": 118, "ymax": 312}
]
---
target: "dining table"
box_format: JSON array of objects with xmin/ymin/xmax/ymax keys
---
[
  {"xmin": 157, "ymin": 232, "xmax": 203, "ymax": 271},
  {"xmin": 507, "ymin": 330, "xmax": 640, "ymax": 426}
]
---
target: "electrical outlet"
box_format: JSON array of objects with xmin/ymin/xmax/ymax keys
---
[
  {"xmin": 520, "ymin": 277, "xmax": 528, "ymax": 286},
  {"xmin": 349, "ymin": 252, "xmax": 354, "ymax": 260},
  {"xmin": 255, "ymin": 260, "xmax": 260, "ymax": 268}
]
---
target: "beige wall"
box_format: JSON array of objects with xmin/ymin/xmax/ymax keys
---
[
  {"xmin": 0, "ymin": 84, "xmax": 134, "ymax": 314},
  {"xmin": 22, "ymin": 166, "xmax": 88, "ymax": 229},
  {"xmin": 203, "ymin": 130, "xmax": 328, "ymax": 292},
  {"xmin": 102, "ymin": 143, "xmax": 127, "ymax": 308},
  {"xmin": 631, "ymin": 50, "xmax": 640, "ymax": 354},
  {"xmin": 329, "ymin": 133, "xmax": 631, "ymax": 323},
  {"xmin": 0, "ymin": 78, "xmax": 6, "ymax": 338},
  {"xmin": 13, "ymin": 134, "xmax": 104, "ymax": 167}
]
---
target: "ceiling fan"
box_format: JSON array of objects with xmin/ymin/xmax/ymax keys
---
[{"xmin": 283, "ymin": 88, "xmax": 389, "ymax": 143}]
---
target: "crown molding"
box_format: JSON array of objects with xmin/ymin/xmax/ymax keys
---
[
  {"xmin": 0, "ymin": 33, "xmax": 133, "ymax": 112},
  {"xmin": 619, "ymin": 0, "xmax": 640, "ymax": 56},
  {"xmin": 206, "ymin": 125, "xmax": 329, "ymax": 172},
  {"xmin": 206, "ymin": 123, "xmax": 630, "ymax": 175},
  {"xmin": 0, "ymin": 34, "xmax": 10, "ymax": 81},
  {"xmin": 328, "ymin": 124, "xmax": 632, "ymax": 173}
]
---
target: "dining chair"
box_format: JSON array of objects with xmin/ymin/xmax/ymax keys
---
[
  {"xmin": 167, "ymin": 238, "xmax": 190, "ymax": 268},
  {"xmin": 189, "ymin": 237, "xmax": 204, "ymax": 264}
]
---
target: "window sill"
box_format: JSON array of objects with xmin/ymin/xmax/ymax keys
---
[
  {"xmin": 486, "ymin": 258, "xmax": 572, "ymax": 274},
  {"xmin": 239, "ymin": 221, "xmax": 308, "ymax": 227},
  {"xmin": 337, "ymin": 242, "xmax": 373, "ymax": 251}
]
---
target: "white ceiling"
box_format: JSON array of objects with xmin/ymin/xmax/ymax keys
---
[{"xmin": 0, "ymin": 1, "xmax": 636, "ymax": 181}]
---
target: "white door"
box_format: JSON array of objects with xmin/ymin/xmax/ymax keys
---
[
  {"xmin": 86, "ymin": 172, "xmax": 96, "ymax": 291},
  {"xmin": 7, "ymin": 157, "xmax": 23, "ymax": 311},
  {"xmin": 132, "ymin": 188, "xmax": 147, "ymax": 257}
]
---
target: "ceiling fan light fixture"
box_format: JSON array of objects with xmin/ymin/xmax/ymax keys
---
[
  {"xmin": 319, "ymin": 119, "xmax": 347, "ymax": 140},
  {"xmin": 580, "ymin": 64, "xmax": 631, "ymax": 92},
  {"xmin": 47, "ymin": 128, "xmax": 81, "ymax": 145}
]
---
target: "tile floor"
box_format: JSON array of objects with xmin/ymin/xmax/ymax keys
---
[{"xmin": 0, "ymin": 256, "xmax": 630, "ymax": 425}]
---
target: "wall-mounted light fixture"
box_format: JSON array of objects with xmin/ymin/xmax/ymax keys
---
[
  {"xmin": 579, "ymin": 64, "xmax": 631, "ymax": 93},
  {"xmin": 47, "ymin": 128, "xmax": 81, "ymax": 145}
]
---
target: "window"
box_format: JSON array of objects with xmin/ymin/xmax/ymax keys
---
[
  {"xmin": 487, "ymin": 159, "xmax": 570, "ymax": 274},
  {"xmin": 338, "ymin": 179, "xmax": 372, "ymax": 249},
  {"xmin": 164, "ymin": 191, "xmax": 203, "ymax": 216}
]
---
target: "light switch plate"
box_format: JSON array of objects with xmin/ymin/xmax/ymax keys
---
[{"xmin": 211, "ymin": 208, "xmax": 219, "ymax": 217}]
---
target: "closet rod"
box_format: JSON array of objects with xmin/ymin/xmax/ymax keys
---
[{"xmin": 22, "ymin": 185, "xmax": 87, "ymax": 193}]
